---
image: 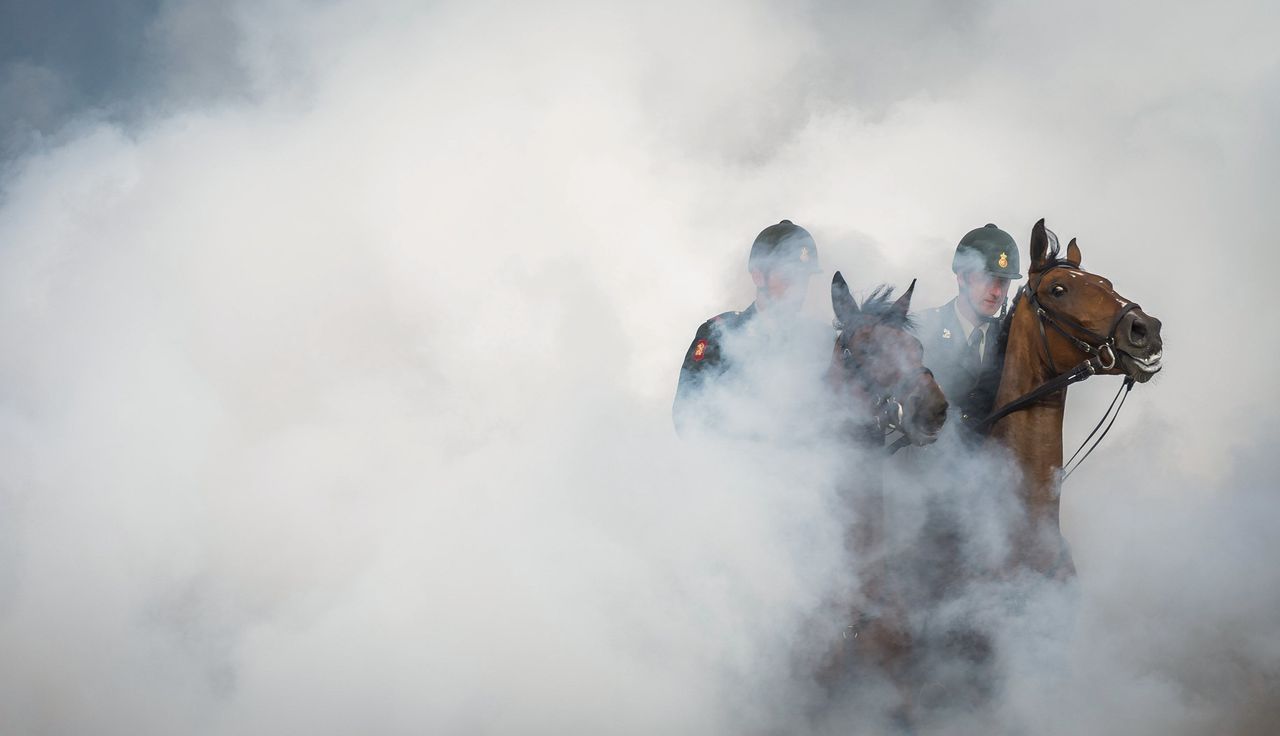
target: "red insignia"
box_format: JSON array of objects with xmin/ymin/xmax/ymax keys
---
[{"xmin": 693, "ymin": 339, "xmax": 708, "ymax": 361}]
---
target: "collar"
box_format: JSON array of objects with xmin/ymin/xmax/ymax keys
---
[{"xmin": 951, "ymin": 299, "xmax": 986, "ymax": 341}]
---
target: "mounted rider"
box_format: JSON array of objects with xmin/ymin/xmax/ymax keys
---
[
  {"xmin": 915, "ymin": 223, "xmax": 1023, "ymax": 432},
  {"xmin": 672, "ymin": 220, "xmax": 829, "ymax": 436}
]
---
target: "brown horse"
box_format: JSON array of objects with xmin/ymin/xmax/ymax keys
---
[
  {"xmin": 817, "ymin": 272, "xmax": 948, "ymax": 708},
  {"xmin": 988, "ymin": 218, "xmax": 1164, "ymax": 577}
]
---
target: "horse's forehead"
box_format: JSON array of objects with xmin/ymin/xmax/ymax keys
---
[
  {"xmin": 843, "ymin": 323, "xmax": 885, "ymax": 347},
  {"xmin": 1051, "ymin": 265, "xmax": 1130, "ymax": 305},
  {"xmin": 1073, "ymin": 267, "xmax": 1119, "ymax": 293},
  {"xmin": 867, "ymin": 322, "xmax": 917, "ymax": 349}
]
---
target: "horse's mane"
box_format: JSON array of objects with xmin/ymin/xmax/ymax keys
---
[{"xmin": 843, "ymin": 284, "xmax": 915, "ymax": 332}]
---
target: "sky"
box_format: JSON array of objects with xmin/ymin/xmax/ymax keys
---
[{"xmin": 0, "ymin": 0, "xmax": 1278, "ymax": 734}]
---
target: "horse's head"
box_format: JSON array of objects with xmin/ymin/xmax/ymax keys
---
[
  {"xmin": 829, "ymin": 272, "xmax": 949, "ymax": 445},
  {"xmin": 1025, "ymin": 219, "xmax": 1164, "ymax": 383}
]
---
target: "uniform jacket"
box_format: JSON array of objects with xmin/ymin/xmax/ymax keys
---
[
  {"xmin": 672, "ymin": 304, "xmax": 757, "ymax": 434},
  {"xmin": 915, "ymin": 298, "xmax": 1002, "ymax": 427},
  {"xmin": 671, "ymin": 304, "xmax": 833, "ymax": 436}
]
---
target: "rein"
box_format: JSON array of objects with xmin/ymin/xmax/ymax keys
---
[{"xmin": 974, "ymin": 259, "xmax": 1140, "ymax": 476}]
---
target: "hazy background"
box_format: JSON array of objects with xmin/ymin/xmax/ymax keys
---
[{"xmin": 0, "ymin": 0, "xmax": 1277, "ymax": 733}]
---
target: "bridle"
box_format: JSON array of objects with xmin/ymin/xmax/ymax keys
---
[
  {"xmin": 976, "ymin": 258, "xmax": 1140, "ymax": 477},
  {"xmin": 836, "ymin": 326, "xmax": 934, "ymax": 452},
  {"xmin": 1026, "ymin": 260, "xmax": 1140, "ymax": 376}
]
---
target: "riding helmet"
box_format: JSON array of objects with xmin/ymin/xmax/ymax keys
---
[
  {"xmin": 748, "ymin": 220, "xmax": 821, "ymax": 275},
  {"xmin": 952, "ymin": 223, "xmax": 1022, "ymax": 279}
]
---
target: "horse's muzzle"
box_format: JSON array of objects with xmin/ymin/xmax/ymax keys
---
[{"xmin": 1115, "ymin": 309, "xmax": 1163, "ymax": 382}]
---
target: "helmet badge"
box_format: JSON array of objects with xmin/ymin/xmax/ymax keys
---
[
  {"xmin": 997, "ymin": 252, "xmax": 1009, "ymax": 269},
  {"xmin": 800, "ymin": 246, "xmax": 811, "ymax": 262}
]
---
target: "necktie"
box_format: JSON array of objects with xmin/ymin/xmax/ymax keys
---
[{"xmin": 968, "ymin": 326, "xmax": 985, "ymax": 370}]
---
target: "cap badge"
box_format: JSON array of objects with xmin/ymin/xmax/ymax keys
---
[
  {"xmin": 800, "ymin": 246, "xmax": 811, "ymax": 262},
  {"xmin": 693, "ymin": 339, "xmax": 708, "ymax": 361},
  {"xmin": 998, "ymin": 252, "xmax": 1009, "ymax": 268},
  {"xmin": 942, "ymin": 328, "xmax": 952, "ymax": 339}
]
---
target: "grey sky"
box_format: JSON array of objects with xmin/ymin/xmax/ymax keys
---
[{"xmin": 0, "ymin": 0, "xmax": 247, "ymax": 163}]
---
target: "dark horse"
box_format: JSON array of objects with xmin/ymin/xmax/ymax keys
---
[
  {"xmin": 987, "ymin": 219, "xmax": 1164, "ymax": 577},
  {"xmin": 827, "ymin": 272, "xmax": 950, "ymax": 449},
  {"xmin": 817, "ymin": 272, "xmax": 948, "ymax": 712}
]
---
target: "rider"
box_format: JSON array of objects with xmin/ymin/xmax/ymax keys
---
[
  {"xmin": 915, "ymin": 223, "xmax": 1023, "ymax": 431},
  {"xmin": 903, "ymin": 225, "xmax": 1024, "ymax": 711},
  {"xmin": 672, "ymin": 219, "xmax": 827, "ymax": 436}
]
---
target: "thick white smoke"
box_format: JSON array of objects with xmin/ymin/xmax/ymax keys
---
[{"xmin": 0, "ymin": 0, "xmax": 1277, "ymax": 733}]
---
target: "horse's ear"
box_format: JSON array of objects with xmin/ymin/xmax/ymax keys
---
[
  {"xmin": 1066, "ymin": 237, "xmax": 1082, "ymax": 265},
  {"xmin": 831, "ymin": 271, "xmax": 858, "ymax": 324},
  {"xmin": 890, "ymin": 278, "xmax": 916, "ymax": 321},
  {"xmin": 1030, "ymin": 218, "xmax": 1049, "ymax": 272}
]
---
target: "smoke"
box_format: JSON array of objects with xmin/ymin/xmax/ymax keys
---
[{"xmin": 0, "ymin": 0, "xmax": 1277, "ymax": 733}]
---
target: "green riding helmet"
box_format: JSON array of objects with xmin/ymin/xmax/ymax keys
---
[
  {"xmin": 748, "ymin": 219, "xmax": 820, "ymax": 275},
  {"xmin": 951, "ymin": 223, "xmax": 1022, "ymax": 279}
]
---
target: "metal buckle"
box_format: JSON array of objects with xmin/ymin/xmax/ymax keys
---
[
  {"xmin": 875, "ymin": 396, "xmax": 904, "ymax": 433},
  {"xmin": 1097, "ymin": 343, "xmax": 1118, "ymax": 370},
  {"xmin": 887, "ymin": 398, "xmax": 904, "ymax": 432}
]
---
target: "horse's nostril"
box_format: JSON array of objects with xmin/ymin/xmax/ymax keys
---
[{"xmin": 1129, "ymin": 317, "xmax": 1148, "ymax": 345}]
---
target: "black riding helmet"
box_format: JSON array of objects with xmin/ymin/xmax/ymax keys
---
[
  {"xmin": 952, "ymin": 223, "xmax": 1022, "ymax": 279},
  {"xmin": 748, "ymin": 220, "xmax": 820, "ymax": 275}
]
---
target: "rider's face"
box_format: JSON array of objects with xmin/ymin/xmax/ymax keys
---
[
  {"xmin": 959, "ymin": 271, "xmax": 1011, "ymax": 317},
  {"xmin": 752, "ymin": 268, "xmax": 811, "ymax": 313}
]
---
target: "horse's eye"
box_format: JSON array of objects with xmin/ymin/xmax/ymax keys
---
[{"xmin": 1050, "ymin": 284, "xmax": 1067, "ymax": 297}]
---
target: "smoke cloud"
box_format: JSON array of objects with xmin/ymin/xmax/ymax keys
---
[{"xmin": 0, "ymin": 0, "xmax": 1277, "ymax": 733}]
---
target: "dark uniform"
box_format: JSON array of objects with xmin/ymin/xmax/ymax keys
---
[
  {"xmin": 915, "ymin": 300, "xmax": 1002, "ymax": 430},
  {"xmin": 672, "ymin": 220, "xmax": 824, "ymax": 436},
  {"xmin": 916, "ymin": 223, "xmax": 1022, "ymax": 432}
]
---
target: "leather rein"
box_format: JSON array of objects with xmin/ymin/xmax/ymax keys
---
[{"xmin": 974, "ymin": 259, "xmax": 1139, "ymax": 478}]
